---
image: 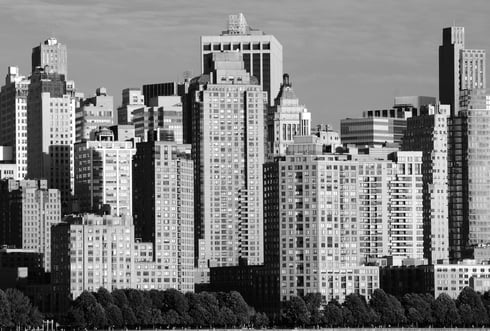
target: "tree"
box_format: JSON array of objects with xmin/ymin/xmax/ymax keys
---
[
  {"xmin": 65, "ymin": 307, "xmax": 85, "ymax": 329},
  {"xmin": 456, "ymin": 286, "xmax": 488, "ymax": 326},
  {"xmin": 433, "ymin": 293, "xmax": 460, "ymax": 327},
  {"xmin": 281, "ymin": 296, "xmax": 310, "ymax": 326},
  {"xmin": 251, "ymin": 312, "xmax": 269, "ymax": 328},
  {"xmin": 343, "ymin": 293, "xmax": 375, "ymax": 327},
  {"xmin": 93, "ymin": 303, "xmax": 108, "ymax": 329},
  {"xmin": 73, "ymin": 291, "xmax": 99, "ymax": 328},
  {"xmin": 121, "ymin": 305, "xmax": 137, "ymax": 327},
  {"xmin": 96, "ymin": 287, "xmax": 114, "ymax": 308},
  {"xmin": 303, "ymin": 293, "xmax": 323, "ymax": 326},
  {"xmin": 402, "ymin": 293, "xmax": 434, "ymax": 326},
  {"xmin": 105, "ymin": 304, "xmax": 123, "ymax": 328},
  {"xmin": 27, "ymin": 306, "xmax": 43, "ymax": 327},
  {"xmin": 186, "ymin": 292, "xmax": 209, "ymax": 327},
  {"xmin": 369, "ymin": 289, "xmax": 405, "ymax": 326},
  {"xmin": 0, "ymin": 290, "xmax": 12, "ymax": 328},
  {"xmin": 6, "ymin": 288, "xmax": 31, "ymax": 328},
  {"xmin": 112, "ymin": 289, "xmax": 129, "ymax": 308},
  {"xmin": 126, "ymin": 289, "xmax": 152, "ymax": 326},
  {"xmin": 323, "ymin": 300, "xmax": 343, "ymax": 327}
]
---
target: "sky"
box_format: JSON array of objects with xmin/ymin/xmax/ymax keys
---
[{"xmin": 1, "ymin": 0, "xmax": 489, "ymax": 129}]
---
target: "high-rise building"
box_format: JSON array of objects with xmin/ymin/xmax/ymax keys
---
[
  {"xmin": 75, "ymin": 87, "xmax": 114, "ymax": 142},
  {"xmin": 0, "ymin": 179, "xmax": 61, "ymax": 272},
  {"xmin": 133, "ymin": 96, "xmax": 183, "ymax": 143},
  {"xmin": 31, "ymin": 37, "xmax": 68, "ymax": 77},
  {"xmin": 117, "ymin": 88, "xmax": 145, "ymax": 124},
  {"xmin": 27, "ymin": 68, "xmax": 76, "ymax": 212},
  {"xmin": 402, "ymin": 103, "xmax": 450, "ymax": 264},
  {"xmin": 447, "ymin": 89, "xmax": 490, "ymax": 261},
  {"xmin": 201, "ymin": 13, "xmax": 283, "ymax": 105},
  {"xmin": 439, "ymin": 27, "xmax": 486, "ymax": 116},
  {"xmin": 74, "ymin": 127, "xmax": 135, "ymax": 216},
  {"xmin": 133, "ymin": 140, "xmax": 194, "ymax": 292},
  {"xmin": 191, "ymin": 52, "xmax": 265, "ymax": 269},
  {"xmin": 0, "ymin": 67, "xmax": 30, "ymax": 180},
  {"xmin": 266, "ymin": 73, "xmax": 311, "ymax": 158}
]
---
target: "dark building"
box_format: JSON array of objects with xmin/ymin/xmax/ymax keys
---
[{"xmin": 379, "ymin": 265, "xmax": 434, "ymax": 297}]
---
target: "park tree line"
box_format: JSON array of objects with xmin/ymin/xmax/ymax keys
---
[
  {"xmin": 0, "ymin": 288, "xmax": 43, "ymax": 329},
  {"xmin": 281, "ymin": 287, "xmax": 490, "ymax": 328},
  {"xmin": 62, "ymin": 288, "xmax": 269, "ymax": 329}
]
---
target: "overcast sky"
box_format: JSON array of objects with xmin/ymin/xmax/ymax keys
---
[{"xmin": 1, "ymin": 0, "xmax": 489, "ymax": 128}]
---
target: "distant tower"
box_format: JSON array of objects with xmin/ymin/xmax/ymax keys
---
[
  {"xmin": 75, "ymin": 87, "xmax": 114, "ymax": 142},
  {"xmin": 439, "ymin": 27, "xmax": 486, "ymax": 116},
  {"xmin": 201, "ymin": 13, "xmax": 283, "ymax": 105},
  {"xmin": 31, "ymin": 37, "xmax": 68, "ymax": 77},
  {"xmin": 267, "ymin": 73, "xmax": 311, "ymax": 158}
]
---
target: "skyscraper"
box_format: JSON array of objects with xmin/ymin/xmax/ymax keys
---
[
  {"xmin": 27, "ymin": 67, "xmax": 76, "ymax": 212},
  {"xmin": 402, "ymin": 103, "xmax": 450, "ymax": 264},
  {"xmin": 201, "ymin": 13, "xmax": 283, "ymax": 105},
  {"xmin": 133, "ymin": 140, "xmax": 194, "ymax": 291},
  {"xmin": 267, "ymin": 73, "xmax": 311, "ymax": 158},
  {"xmin": 31, "ymin": 37, "xmax": 68, "ymax": 77},
  {"xmin": 448, "ymin": 89, "xmax": 490, "ymax": 260},
  {"xmin": 75, "ymin": 87, "xmax": 114, "ymax": 142},
  {"xmin": 0, "ymin": 67, "xmax": 30, "ymax": 180},
  {"xmin": 191, "ymin": 52, "xmax": 265, "ymax": 269},
  {"xmin": 439, "ymin": 27, "xmax": 486, "ymax": 116}
]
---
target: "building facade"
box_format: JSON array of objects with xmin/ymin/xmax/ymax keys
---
[
  {"xmin": 201, "ymin": 13, "xmax": 283, "ymax": 106},
  {"xmin": 0, "ymin": 179, "xmax": 61, "ymax": 272},
  {"xmin": 75, "ymin": 87, "xmax": 114, "ymax": 142},
  {"xmin": 117, "ymin": 88, "xmax": 145, "ymax": 125},
  {"xmin": 27, "ymin": 68, "xmax": 76, "ymax": 212},
  {"xmin": 0, "ymin": 67, "xmax": 30, "ymax": 180},
  {"xmin": 74, "ymin": 128, "xmax": 135, "ymax": 216},
  {"xmin": 133, "ymin": 96, "xmax": 183, "ymax": 143},
  {"xmin": 31, "ymin": 37, "xmax": 68, "ymax": 78},
  {"xmin": 267, "ymin": 74, "xmax": 311, "ymax": 158},
  {"xmin": 133, "ymin": 141, "xmax": 194, "ymax": 292},
  {"xmin": 191, "ymin": 52, "xmax": 265, "ymax": 269},
  {"xmin": 402, "ymin": 104, "xmax": 450, "ymax": 264},
  {"xmin": 439, "ymin": 26, "xmax": 486, "ymax": 116}
]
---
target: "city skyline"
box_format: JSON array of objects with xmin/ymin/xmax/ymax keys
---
[{"xmin": 1, "ymin": 0, "xmax": 490, "ymax": 129}]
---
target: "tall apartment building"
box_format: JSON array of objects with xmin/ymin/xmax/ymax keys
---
[
  {"xmin": 133, "ymin": 96, "xmax": 183, "ymax": 143},
  {"xmin": 0, "ymin": 67, "xmax": 30, "ymax": 180},
  {"xmin": 75, "ymin": 87, "xmax": 114, "ymax": 142},
  {"xmin": 447, "ymin": 89, "xmax": 490, "ymax": 261},
  {"xmin": 0, "ymin": 179, "xmax": 61, "ymax": 271},
  {"xmin": 402, "ymin": 103, "xmax": 450, "ymax": 264},
  {"xmin": 201, "ymin": 13, "xmax": 283, "ymax": 106},
  {"xmin": 74, "ymin": 127, "xmax": 135, "ymax": 216},
  {"xmin": 117, "ymin": 88, "xmax": 145, "ymax": 124},
  {"xmin": 27, "ymin": 67, "xmax": 76, "ymax": 212},
  {"xmin": 439, "ymin": 27, "xmax": 486, "ymax": 116},
  {"xmin": 133, "ymin": 140, "xmax": 194, "ymax": 292},
  {"xmin": 31, "ymin": 37, "xmax": 68, "ymax": 78},
  {"xmin": 191, "ymin": 52, "xmax": 265, "ymax": 268},
  {"xmin": 267, "ymin": 74, "xmax": 311, "ymax": 158}
]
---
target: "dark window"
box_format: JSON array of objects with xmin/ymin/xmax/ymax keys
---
[
  {"xmin": 262, "ymin": 43, "xmax": 270, "ymax": 50},
  {"xmin": 253, "ymin": 43, "xmax": 260, "ymax": 50},
  {"xmin": 203, "ymin": 44, "xmax": 211, "ymax": 51},
  {"xmin": 213, "ymin": 44, "xmax": 220, "ymax": 51},
  {"xmin": 243, "ymin": 43, "xmax": 251, "ymax": 50},
  {"xmin": 223, "ymin": 43, "xmax": 231, "ymax": 50},
  {"xmin": 233, "ymin": 43, "xmax": 240, "ymax": 50},
  {"xmin": 253, "ymin": 54, "xmax": 261, "ymax": 84}
]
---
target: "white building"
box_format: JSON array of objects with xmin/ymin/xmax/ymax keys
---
[
  {"xmin": 0, "ymin": 67, "xmax": 30, "ymax": 180},
  {"xmin": 74, "ymin": 127, "xmax": 135, "ymax": 216},
  {"xmin": 191, "ymin": 52, "xmax": 265, "ymax": 269},
  {"xmin": 117, "ymin": 88, "xmax": 145, "ymax": 125},
  {"xmin": 267, "ymin": 73, "xmax": 311, "ymax": 158}
]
